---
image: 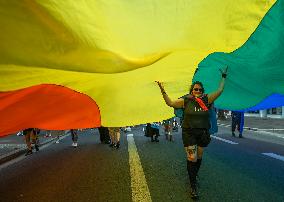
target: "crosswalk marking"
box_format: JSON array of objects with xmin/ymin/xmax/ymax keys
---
[
  {"xmin": 127, "ymin": 134, "xmax": 152, "ymax": 202},
  {"xmin": 211, "ymin": 135, "xmax": 239, "ymax": 145},
  {"xmin": 262, "ymin": 153, "xmax": 284, "ymax": 162}
]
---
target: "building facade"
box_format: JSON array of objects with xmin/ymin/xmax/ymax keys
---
[{"xmin": 247, "ymin": 106, "xmax": 284, "ymax": 118}]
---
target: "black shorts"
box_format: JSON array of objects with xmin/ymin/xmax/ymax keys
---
[{"xmin": 182, "ymin": 128, "xmax": 211, "ymax": 147}]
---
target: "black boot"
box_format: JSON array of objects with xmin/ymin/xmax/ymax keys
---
[
  {"xmin": 154, "ymin": 136, "xmax": 159, "ymax": 142},
  {"xmin": 196, "ymin": 158, "xmax": 202, "ymax": 174},
  {"xmin": 187, "ymin": 160, "xmax": 199, "ymax": 199},
  {"xmin": 190, "ymin": 186, "xmax": 198, "ymax": 200},
  {"xmin": 196, "ymin": 158, "xmax": 202, "ymax": 187}
]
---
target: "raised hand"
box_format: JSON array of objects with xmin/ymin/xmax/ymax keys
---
[
  {"xmin": 219, "ymin": 66, "xmax": 228, "ymax": 78},
  {"xmin": 155, "ymin": 81, "xmax": 164, "ymax": 88},
  {"xmin": 155, "ymin": 81, "xmax": 166, "ymax": 94}
]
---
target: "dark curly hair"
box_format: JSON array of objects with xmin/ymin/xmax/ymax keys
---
[{"xmin": 189, "ymin": 81, "xmax": 205, "ymax": 94}]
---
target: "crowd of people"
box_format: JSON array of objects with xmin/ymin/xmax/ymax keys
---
[
  {"xmin": 16, "ymin": 66, "xmax": 249, "ymax": 200},
  {"xmin": 20, "ymin": 126, "xmax": 123, "ymax": 156}
]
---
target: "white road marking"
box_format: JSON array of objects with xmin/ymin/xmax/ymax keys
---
[
  {"xmin": 262, "ymin": 153, "xmax": 284, "ymax": 162},
  {"xmin": 211, "ymin": 135, "xmax": 239, "ymax": 145},
  {"xmin": 218, "ymin": 123, "xmax": 229, "ymax": 127},
  {"xmin": 127, "ymin": 134, "xmax": 152, "ymax": 202},
  {"xmin": 217, "ymin": 123, "xmax": 284, "ymax": 138},
  {"xmin": 257, "ymin": 128, "xmax": 284, "ymax": 131}
]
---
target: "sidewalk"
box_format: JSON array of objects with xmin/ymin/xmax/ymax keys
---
[
  {"xmin": 218, "ymin": 115, "xmax": 284, "ymax": 137},
  {"xmin": 0, "ymin": 130, "xmax": 68, "ymax": 165}
]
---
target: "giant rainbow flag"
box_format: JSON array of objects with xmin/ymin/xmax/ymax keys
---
[{"xmin": 0, "ymin": 0, "xmax": 283, "ymax": 137}]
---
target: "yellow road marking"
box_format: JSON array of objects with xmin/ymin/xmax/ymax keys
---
[{"xmin": 127, "ymin": 134, "xmax": 152, "ymax": 202}]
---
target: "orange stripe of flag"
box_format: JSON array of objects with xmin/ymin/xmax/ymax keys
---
[{"xmin": 0, "ymin": 84, "xmax": 101, "ymax": 137}]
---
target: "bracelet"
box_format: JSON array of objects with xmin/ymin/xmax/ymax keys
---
[{"xmin": 162, "ymin": 91, "xmax": 167, "ymax": 95}]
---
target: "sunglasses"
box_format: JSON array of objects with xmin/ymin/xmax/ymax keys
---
[{"xmin": 193, "ymin": 88, "xmax": 203, "ymax": 92}]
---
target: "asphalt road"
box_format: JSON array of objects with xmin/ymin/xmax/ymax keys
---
[{"xmin": 0, "ymin": 126, "xmax": 283, "ymax": 202}]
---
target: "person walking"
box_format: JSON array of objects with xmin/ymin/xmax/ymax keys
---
[
  {"xmin": 71, "ymin": 129, "xmax": 78, "ymax": 147},
  {"xmin": 150, "ymin": 122, "xmax": 160, "ymax": 142},
  {"xmin": 156, "ymin": 67, "xmax": 227, "ymax": 199},
  {"xmin": 23, "ymin": 128, "xmax": 39, "ymax": 156},
  {"xmin": 172, "ymin": 118, "xmax": 179, "ymax": 132},
  {"xmin": 98, "ymin": 126, "xmax": 110, "ymax": 144},
  {"xmin": 163, "ymin": 119, "xmax": 174, "ymax": 141},
  {"xmin": 231, "ymin": 111, "xmax": 244, "ymax": 138},
  {"xmin": 108, "ymin": 127, "xmax": 121, "ymax": 149}
]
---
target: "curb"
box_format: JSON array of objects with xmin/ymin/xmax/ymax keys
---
[{"xmin": 0, "ymin": 132, "xmax": 70, "ymax": 165}]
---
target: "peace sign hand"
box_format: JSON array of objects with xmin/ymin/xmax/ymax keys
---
[{"xmin": 219, "ymin": 66, "xmax": 228, "ymax": 78}]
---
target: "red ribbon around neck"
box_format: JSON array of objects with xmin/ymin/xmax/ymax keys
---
[{"xmin": 194, "ymin": 97, "xmax": 208, "ymax": 111}]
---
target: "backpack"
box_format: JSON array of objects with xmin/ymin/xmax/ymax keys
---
[{"xmin": 174, "ymin": 108, "xmax": 184, "ymax": 119}]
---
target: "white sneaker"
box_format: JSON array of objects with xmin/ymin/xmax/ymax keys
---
[
  {"xmin": 17, "ymin": 131, "xmax": 23, "ymax": 136},
  {"xmin": 72, "ymin": 142, "xmax": 75, "ymax": 147},
  {"xmin": 55, "ymin": 140, "xmax": 60, "ymax": 144},
  {"xmin": 73, "ymin": 142, "xmax": 78, "ymax": 147}
]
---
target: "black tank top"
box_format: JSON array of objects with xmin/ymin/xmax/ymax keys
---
[{"xmin": 182, "ymin": 95, "xmax": 210, "ymax": 129}]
